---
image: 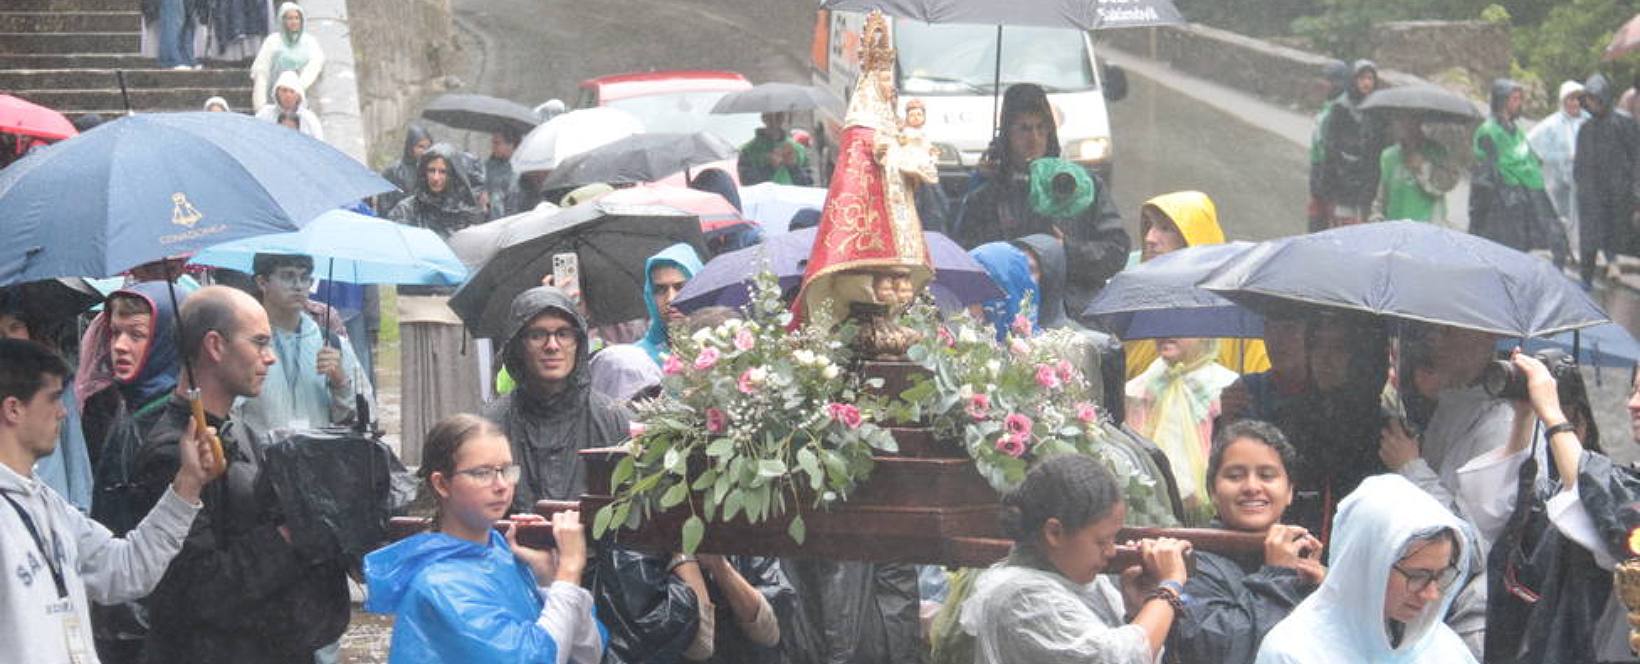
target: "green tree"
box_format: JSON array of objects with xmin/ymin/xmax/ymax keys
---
[{"xmin": 1515, "ymin": 0, "xmax": 1640, "ymax": 94}]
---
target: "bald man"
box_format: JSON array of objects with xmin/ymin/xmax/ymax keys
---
[{"xmin": 131, "ymin": 286, "xmax": 351, "ymax": 663}]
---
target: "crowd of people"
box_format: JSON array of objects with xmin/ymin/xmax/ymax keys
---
[{"xmin": 8, "ymin": 22, "xmax": 1640, "ymax": 659}]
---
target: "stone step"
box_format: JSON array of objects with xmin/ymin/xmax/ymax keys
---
[
  {"xmin": 13, "ymin": 86, "xmax": 254, "ymax": 115},
  {"xmin": 0, "ymin": 53, "xmax": 161, "ymax": 70},
  {"xmin": 0, "ymin": 68, "xmax": 248, "ymax": 91},
  {"xmin": 5, "ymin": 0, "xmax": 129, "ymax": 11},
  {"xmin": 0, "ymin": 32, "xmax": 141, "ymax": 55},
  {"xmin": 0, "ymin": 11, "xmax": 141, "ymax": 34}
]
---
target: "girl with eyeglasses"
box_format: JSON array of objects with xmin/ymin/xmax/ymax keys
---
[
  {"xmin": 1255, "ymin": 474, "xmax": 1477, "ymax": 663},
  {"xmin": 364, "ymin": 414, "xmax": 606, "ymax": 663}
]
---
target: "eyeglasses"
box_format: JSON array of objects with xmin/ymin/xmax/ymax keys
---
[
  {"xmin": 453, "ymin": 464, "xmax": 521, "ymax": 486},
  {"xmin": 523, "ymin": 328, "xmax": 577, "ymax": 346},
  {"xmin": 1393, "ymin": 563, "xmax": 1459, "ymax": 594},
  {"xmin": 212, "ymin": 330, "xmax": 274, "ymax": 355}
]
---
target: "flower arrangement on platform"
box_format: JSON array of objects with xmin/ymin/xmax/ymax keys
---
[
  {"xmin": 593, "ymin": 270, "xmax": 899, "ymax": 553},
  {"xmin": 895, "ymin": 301, "xmax": 1121, "ymax": 493}
]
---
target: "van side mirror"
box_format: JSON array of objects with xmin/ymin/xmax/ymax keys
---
[{"xmin": 1103, "ymin": 64, "xmax": 1129, "ymax": 102}]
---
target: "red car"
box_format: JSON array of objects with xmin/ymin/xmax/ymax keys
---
[{"xmin": 575, "ymin": 71, "xmax": 760, "ymax": 185}]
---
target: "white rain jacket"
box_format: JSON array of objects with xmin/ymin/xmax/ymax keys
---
[
  {"xmin": 1255, "ymin": 474, "xmax": 1479, "ymax": 664},
  {"xmin": 960, "ymin": 552, "xmax": 1153, "ymax": 664},
  {"xmin": 0, "ymin": 461, "xmax": 199, "ymax": 663},
  {"xmin": 254, "ymin": 70, "xmax": 325, "ymax": 142}
]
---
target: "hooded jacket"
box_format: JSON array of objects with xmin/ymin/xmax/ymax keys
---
[
  {"xmin": 1574, "ymin": 72, "xmax": 1640, "ymax": 264},
  {"xmin": 254, "ymin": 70, "xmax": 325, "ymax": 142},
  {"xmin": 635, "ymin": 243, "xmax": 705, "ymax": 364},
  {"xmin": 250, "ymin": 2, "xmax": 325, "ymax": 109},
  {"xmin": 971, "ymin": 242, "xmax": 1039, "ymax": 342},
  {"xmin": 1317, "ymin": 60, "xmax": 1386, "ymax": 208},
  {"xmin": 0, "ymin": 462, "xmax": 199, "ymax": 664},
  {"xmin": 1473, "ymin": 79, "xmax": 1545, "ymax": 191},
  {"xmin": 483, "ymin": 287, "xmax": 629, "ymax": 510},
  {"xmin": 379, "ymin": 124, "xmax": 434, "ymax": 213},
  {"xmin": 76, "ymin": 282, "xmax": 184, "ymax": 417},
  {"xmin": 1122, "ymin": 192, "xmax": 1269, "ymax": 381},
  {"xmin": 389, "ymin": 142, "xmax": 486, "ymax": 240},
  {"xmin": 233, "ymin": 309, "xmax": 370, "ymax": 436},
  {"xmin": 363, "ymin": 529, "xmax": 606, "ymax": 663},
  {"xmin": 1255, "ymin": 474, "xmax": 1479, "ymax": 664}
]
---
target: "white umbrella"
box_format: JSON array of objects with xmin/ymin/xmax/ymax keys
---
[{"xmin": 510, "ymin": 107, "xmax": 644, "ymax": 175}]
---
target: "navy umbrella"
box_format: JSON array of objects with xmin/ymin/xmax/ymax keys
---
[
  {"xmin": 1498, "ymin": 322, "xmax": 1640, "ymax": 370},
  {"xmin": 1085, "ymin": 242, "xmax": 1264, "ymax": 340},
  {"xmin": 0, "ymin": 112, "xmax": 394, "ymax": 285},
  {"xmin": 1200, "ymin": 221, "xmax": 1608, "ymax": 338},
  {"xmin": 421, "ymin": 93, "xmax": 542, "ymax": 136},
  {"xmin": 671, "ymin": 227, "xmax": 1004, "ymax": 313},
  {"xmin": 539, "ymin": 132, "xmax": 737, "ymax": 192}
]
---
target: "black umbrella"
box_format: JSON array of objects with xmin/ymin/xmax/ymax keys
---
[
  {"xmin": 0, "ymin": 277, "xmax": 101, "ymax": 324},
  {"xmin": 421, "ymin": 93, "xmax": 542, "ymax": 136},
  {"xmin": 1358, "ymin": 85, "xmax": 1483, "ymax": 124},
  {"xmin": 539, "ymin": 132, "xmax": 737, "ymax": 191},
  {"xmin": 449, "ymin": 201, "xmax": 707, "ymax": 336},
  {"xmin": 711, "ymin": 83, "xmax": 831, "ymax": 115}
]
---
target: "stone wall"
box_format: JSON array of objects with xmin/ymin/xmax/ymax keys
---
[
  {"xmin": 1099, "ymin": 23, "xmax": 1434, "ymax": 112},
  {"xmin": 347, "ymin": 0, "xmax": 462, "ymax": 169},
  {"xmin": 1371, "ymin": 21, "xmax": 1512, "ymax": 92}
]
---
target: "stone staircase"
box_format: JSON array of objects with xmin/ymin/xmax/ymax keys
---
[{"xmin": 0, "ymin": 0, "xmax": 254, "ymax": 118}]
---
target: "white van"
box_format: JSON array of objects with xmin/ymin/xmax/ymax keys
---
[{"xmin": 810, "ymin": 10, "xmax": 1128, "ymax": 190}]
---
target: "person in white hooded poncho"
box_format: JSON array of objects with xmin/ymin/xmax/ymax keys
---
[
  {"xmin": 251, "ymin": 2, "xmax": 325, "ymax": 110},
  {"xmin": 1529, "ymin": 80, "xmax": 1587, "ymax": 255},
  {"xmin": 255, "ymin": 70, "xmax": 325, "ymax": 142},
  {"xmin": 1255, "ymin": 474, "xmax": 1479, "ymax": 664}
]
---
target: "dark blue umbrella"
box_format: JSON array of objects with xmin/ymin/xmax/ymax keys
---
[
  {"xmin": 671, "ymin": 227, "xmax": 1003, "ymax": 313},
  {"xmin": 1085, "ymin": 242, "xmax": 1263, "ymax": 340},
  {"xmin": 0, "ymin": 112, "xmax": 394, "ymax": 285},
  {"xmin": 1200, "ymin": 221, "xmax": 1608, "ymax": 338},
  {"xmin": 1497, "ymin": 322, "xmax": 1640, "ymax": 369}
]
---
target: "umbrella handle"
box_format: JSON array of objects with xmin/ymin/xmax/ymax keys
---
[{"xmin": 188, "ymin": 389, "xmax": 227, "ymax": 471}]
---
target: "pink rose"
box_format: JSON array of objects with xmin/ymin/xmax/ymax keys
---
[
  {"xmin": 1011, "ymin": 314, "xmax": 1033, "ymax": 338},
  {"xmin": 734, "ymin": 327, "xmax": 756, "ymax": 352},
  {"xmin": 1056, "ymin": 359, "xmax": 1075, "ymax": 381},
  {"xmin": 1004, "ymin": 413, "xmax": 1033, "ymax": 439},
  {"xmin": 628, "ymin": 421, "xmax": 648, "ymax": 438},
  {"xmin": 737, "ymin": 367, "xmax": 766, "ymax": 394},
  {"xmin": 1009, "ymin": 337, "xmax": 1031, "ymax": 356},
  {"xmin": 937, "ymin": 326, "xmax": 957, "ymax": 348},
  {"xmin": 995, "ymin": 435, "xmax": 1027, "ymax": 458},
  {"xmin": 705, "ymin": 408, "xmax": 728, "ymax": 434},
  {"xmin": 1034, "ymin": 364, "xmax": 1062, "ymax": 390},
  {"xmin": 662, "ymin": 354, "xmax": 685, "ymax": 376},
  {"xmin": 694, "ymin": 346, "xmax": 720, "ymax": 371},
  {"xmin": 827, "ymin": 402, "xmax": 863, "ymax": 429},
  {"xmin": 1075, "ymin": 402, "xmax": 1099, "ymax": 424},
  {"xmin": 966, "ymin": 393, "xmax": 991, "ymax": 420}
]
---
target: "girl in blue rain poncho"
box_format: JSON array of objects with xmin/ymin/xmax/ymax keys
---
[
  {"xmin": 364, "ymin": 414, "xmax": 606, "ymax": 663},
  {"xmin": 970, "ymin": 242, "xmax": 1040, "ymax": 342}
]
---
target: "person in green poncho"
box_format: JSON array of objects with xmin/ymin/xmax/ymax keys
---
[
  {"xmin": 736, "ymin": 112, "xmax": 812, "ymax": 186},
  {"xmin": 1372, "ymin": 112, "xmax": 1458, "ymax": 224},
  {"xmin": 1308, "ymin": 60, "xmax": 1351, "ymax": 232},
  {"xmin": 1469, "ymin": 79, "xmax": 1568, "ymax": 266}
]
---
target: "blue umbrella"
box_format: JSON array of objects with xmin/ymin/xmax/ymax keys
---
[
  {"xmin": 0, "ymin": 112, "xmax": 394, "ymax": 285},
  {"xmin": 1085, "ymin": 242, "xmax": 1263, "ymax": 340},
  {"xmin": 671, "ymin": 227, "xmax": 1004, "ymax": 313},
  {"xmin": 1497, "ymin": 322, "xmax": 1640, "ymax": 369},
  {"xmin": 188, "ymin": 208, "xmax": 467, "ymax": 286},
  {"xmin": 1201, "ymin": 221, "xmax": 1609, "ymax": 338}
]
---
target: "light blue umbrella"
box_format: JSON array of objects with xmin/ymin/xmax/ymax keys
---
[{"xmin": 189, "ymin": 208, "xmax": 467, "ymax": 286}]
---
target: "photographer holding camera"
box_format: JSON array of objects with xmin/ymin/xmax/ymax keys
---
[{"xmin": 1453, "ymin": 351, "xmax": 1639, "ymax": 663}]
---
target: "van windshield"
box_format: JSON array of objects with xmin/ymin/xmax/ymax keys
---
[{"xmin": 895, "ymin": 22, "xmax": 1096, "ymax": 95}]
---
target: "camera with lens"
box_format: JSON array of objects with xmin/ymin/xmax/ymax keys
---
[{"xmin": 1481, "ymin": 349, "xmax": 1577, "ymax": 400}]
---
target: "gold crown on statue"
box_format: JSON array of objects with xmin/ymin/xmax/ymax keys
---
[{"xmin": 860, "ymin": 11, "xmax": 895, "ymax": 73}]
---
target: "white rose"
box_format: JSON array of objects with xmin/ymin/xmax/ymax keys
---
[
  {"xmin": 691, "ymin": 327, "xmax": 716, "ymax": 343},
  {"xmin": 748, "ymin": 366, "xmax": 769, "ymax": 384},
  {"xmin": 958, "ymin": 327, "xmax": 979, "ymax": 345},
  {"xmin": 822, "ymin": 364, "xmax": 840, "ymax": 380},
  {"xmin": 958, "ymin": 384, "xmax": 975, "ymax": 400},
  {"xmin": 986, "ymin": 360, "xmax": 1001, "ymax": 377},
  {"xmin": 793, "ymin": 349, "xmax": 816, "ymax": 366}
]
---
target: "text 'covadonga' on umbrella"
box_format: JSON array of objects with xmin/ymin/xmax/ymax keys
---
[{"xmin": 0, "ymin": 112, "xmax": 395, "ymax": 286}]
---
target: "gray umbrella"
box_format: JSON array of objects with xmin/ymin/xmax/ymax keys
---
[
  {"xmin": 449, "ymin": 201, "xmax": 707, "ymax": 335},
  {"xmin": 421, "ymin": 93, "xmax": 541, "ymax": 135},
  {"xmin": 1357, "ymin": 85, "xmax": 1483, "ymax": 124},
  {"xmin": 539, "ymin": 132, "xmax": 737, "ymax": 191},
  {"xmin": 819, "ymin": 0, "xmax": 1183, "ymax": 31},
  {"xmin": 711, "ymin": 83, "xmax": 831, "ymax": 115}
]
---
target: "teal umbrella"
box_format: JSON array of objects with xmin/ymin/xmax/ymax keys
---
[{"xmin": 189, "ymin": 208, "xmax": 467, "ymax": 287}]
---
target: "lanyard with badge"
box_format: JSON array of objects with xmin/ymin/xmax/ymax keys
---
[{"xmin": 3, "ymin": 490, "xmax": 89, "ymax": 662}]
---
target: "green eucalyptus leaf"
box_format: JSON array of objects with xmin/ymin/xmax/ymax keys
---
[
  {"xmin": 797, "ymin": 447, "xmax": 820, "ymax": 478},
  {"xmin": 705, "ymin": 437, "xmax": 735, "ymax": 458},
  {"xmin": 660, "ymin": 482, "xmax": 689, "ymax": 508},
  {"xmin": 593, "ymin": 504, "xmax": 615, "ymax": 538},
  {"xmin": 757, "ymin": 459, "xmax": 788, "ymax": 478},
  {"xmin": 788, "ymin": 513, "xmax": 807, "ymax": 545},
  {"xmin": 681, "ymin": 515, "xmax": 705, "ymax": 555},
  {"xmin": 611, "ymin": 456, "xmax": 636, "ymax": 488}
]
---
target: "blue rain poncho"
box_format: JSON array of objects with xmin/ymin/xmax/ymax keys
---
[
  {"xmin": 365, "ymin": 529, "xmax": 607, "ymax": 663},
  {"xmin": 635, "ymin": 243, "xmax": 705, "ymax": 364}
]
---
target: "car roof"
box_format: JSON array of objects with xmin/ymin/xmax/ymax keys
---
[{"xmin": 579, "ymin": 71, "xmax": 752, "ymax": 102}]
